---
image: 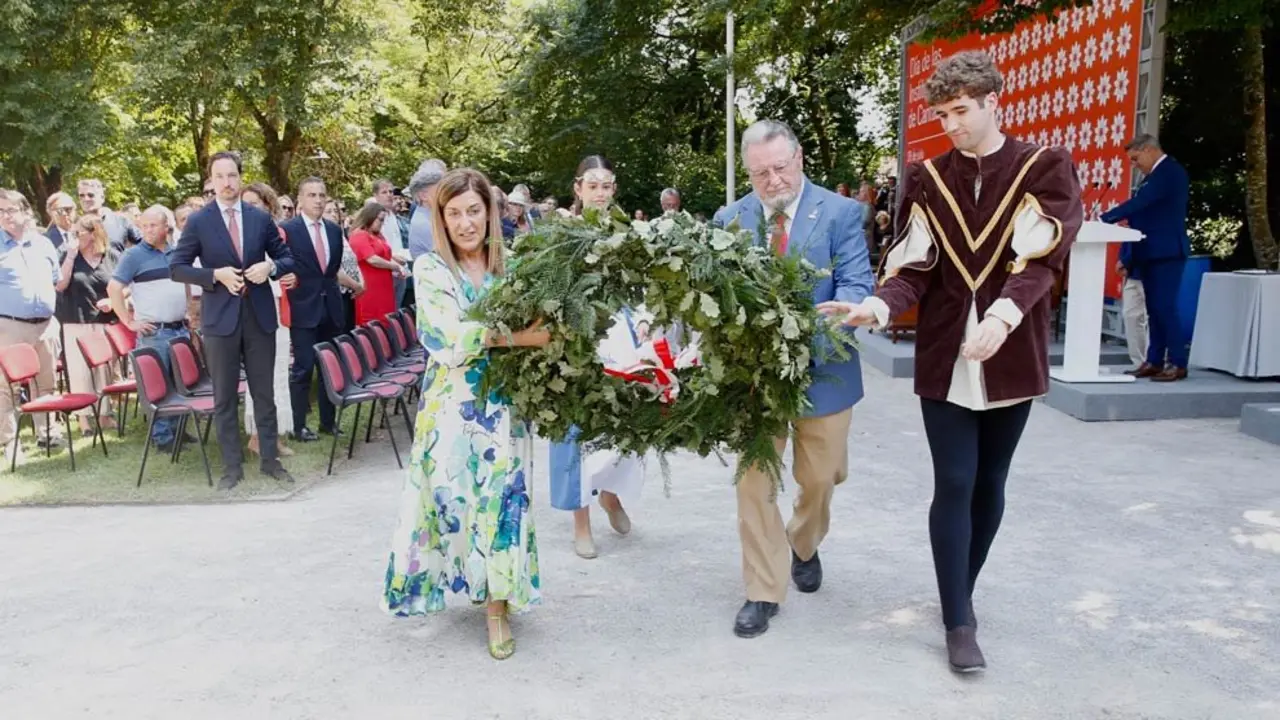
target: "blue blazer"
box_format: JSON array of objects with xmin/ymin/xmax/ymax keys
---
[
  {"xmin": 281, "ymin": 215, "xmax": 345, "ymax": 330},
  {"xmin": 170, "ymin": 201, "xmax": 295, "ymax": 337},
  {"xmin": 713, "ymin": 178, "xmax": 875, "ymax": 417},
  {"xmin": 1102, "ymin": 155, "xmax": 1190, "ymax": 266}
]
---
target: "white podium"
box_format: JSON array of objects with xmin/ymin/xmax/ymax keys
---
[{"xmin": 1050, "ymin": 220, "xmax": 1144, "ymax": 383}]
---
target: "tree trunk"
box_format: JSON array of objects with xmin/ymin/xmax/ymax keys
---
[
  {"xmin": 190, "ymin": 99, "xmax": 213, "ymax": 183},
  {"xmin": 17, "ymin": 164, "xmax": 62, "ymax": 225},
  {"xmin": 262, "ymin": 120, "xmax": 303, "ymax": 194},
  {"xmin": 1242, "ymin": 24, "xmax": 1278, "ymax": 269}
]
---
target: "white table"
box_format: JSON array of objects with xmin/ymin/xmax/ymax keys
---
[
  {"xmin": 1189, "ymin": 271, "xmax": 1280, "ymax": 378},
  {"xmin": 1051, "ymin": 220, "xmax": 1144, "ymax": 383}
]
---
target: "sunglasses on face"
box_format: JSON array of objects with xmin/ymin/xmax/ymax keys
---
[
  {"xmin": 77, "ymin": 193, "xmax": 97, "ymax": 199},
  {"xmin": 55, "ymin": 206, "xmax": 76, "ymax": 214}
]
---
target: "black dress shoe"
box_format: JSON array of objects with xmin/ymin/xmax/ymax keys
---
[
  {"xmin": 945, "ymin": 626, "xmax": 986, "ymax": 673},
  {"xmin": 733, "ymin": 601, "xmax": 779, "ymax": 639},
  {"xmin": 218, "ymin": 472, "xmax": 243, "ymax": 491},
  {"xmin": 319, "ymin": 425, "xmax": 344, "ymax": 437},
  {"xmin": 791, "ymin": 550, "xmax": 822, "ymax": 593},
  {"xmin": 262, "ymin": 465, "xmax": 295, "ymax": 484},
  {"xmin": 292, "ymin": 427, "xmax": 320, "ymax": 442}
]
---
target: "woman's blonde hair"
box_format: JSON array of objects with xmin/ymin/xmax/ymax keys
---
[
  {"xmin": 430, "ymin": 168, "xmax": 505, "ymax": 277},
  {"xmin": 73, "ymin": 215, "xmax": 110, "ymax": 256}
]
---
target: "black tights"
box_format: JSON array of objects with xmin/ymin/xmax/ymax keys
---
[{"xmin": 921, "ymin": 398, "xmax": 1032, "ymax": 630}]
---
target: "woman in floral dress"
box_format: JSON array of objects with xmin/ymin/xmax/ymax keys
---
[{"xmin": 382, "ymin": 168, "xmax": 550, "ymax": 660}]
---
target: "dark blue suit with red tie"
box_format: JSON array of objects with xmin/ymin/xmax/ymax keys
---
[
  {"xmin": 281, "ymin": 214, "xmax": 346, "ymax": 434},
  {"xmin": 170, "ymin": 199, "xmax": 295, "ymax": 477}
]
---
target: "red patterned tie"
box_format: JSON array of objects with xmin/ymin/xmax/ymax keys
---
[
  {"xmin": 770, "ymin": 212, "xmax": 789, "ymax": 256},
  {"xmin": 313, "ymin": 222, "xmax": 327, "ymax": 269},
  {"xmin": 226, "ymin": 208, "xmax": 242, "ymax": 260}
]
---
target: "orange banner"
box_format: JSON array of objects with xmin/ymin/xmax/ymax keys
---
[{"xmin": 903, "ymin": 0, "xmax": 1145, "ymax": 299}]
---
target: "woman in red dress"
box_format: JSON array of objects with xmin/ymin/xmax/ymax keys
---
[{"xmin": 348, "ymin": 201, "xmax": 408, "ymax": 326}]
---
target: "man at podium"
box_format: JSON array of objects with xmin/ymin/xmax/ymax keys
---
[
  {"xmin": 817, "ymin": 50, "xmax": 1082, "ymax": 674},
  {"xmin": 1101, "ymin": 134, "xmax": 1191, "ymax": 382}
]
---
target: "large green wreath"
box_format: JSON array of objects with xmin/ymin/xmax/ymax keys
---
[{"xmin": 470, "ymin": 208, "xmax": 851, "ymax": 483}]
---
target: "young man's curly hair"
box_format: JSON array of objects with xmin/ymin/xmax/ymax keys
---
[{"xmin": 924, "ymin": 51, "xmax": 1005, "ymax": 107}]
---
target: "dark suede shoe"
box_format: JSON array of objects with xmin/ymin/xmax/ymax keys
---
[
  {"xmin": 218, "ymin": 471, "xmax": 243, "ymax": 491},
  {"xmin": 791, "ymin": 550, "xmax": 822, "ymax": 593},
  {"xmin": 945, "ymin": 626, "xmax": 986, "ymax": 673},
  {"xmin": 733, "ymin": 601, "xmax": 779, "ymax": 639}
]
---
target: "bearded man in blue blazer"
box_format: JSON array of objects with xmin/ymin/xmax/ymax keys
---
[{"xmin": 713, "ymin": 120, "xmax": 875, "ymax": 638}]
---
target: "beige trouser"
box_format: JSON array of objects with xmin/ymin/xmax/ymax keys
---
[
  {"xmin": 737, "ymin": 407, "xmax": 853, "ymax": 603},
  {"xmin": 61, "ymin": 323, "xmax": 115, "ymax": 420},
  {"xmin": 1122, "ymin": 278, "xmax": 1149, "ymax": 367},
  {"xmin": 0, "ymin": 317, "xmax": 61, "ymax": 447}
]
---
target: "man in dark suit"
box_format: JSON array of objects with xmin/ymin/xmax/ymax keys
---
[
  {"xmin": 282, "ymin": 177, "xmax": 346, "ymax": 441},
  {"xmin": 170, "ymin": 151, "xmax": 296, "ymax": 489},
  {"xmin": 1101, "ymin": 134, "xmax": 1191, "ymax": 382}
]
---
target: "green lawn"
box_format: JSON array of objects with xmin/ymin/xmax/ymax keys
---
[{"xmin": 0, "ymin": 400, "xmax": 409, "ymax": 506}]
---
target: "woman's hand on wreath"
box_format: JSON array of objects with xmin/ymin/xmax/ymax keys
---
[
  {"xmin": 487, "ymin": 319, "xmax": 550, "ymax": 348},
  {"xmin": 816, "ymin": 300, "xmax": 876, "ymax": 327}
]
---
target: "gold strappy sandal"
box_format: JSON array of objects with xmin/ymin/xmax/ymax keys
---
[{"xmin": 486, "ymin": 610, "xmax": 515, "ymax": 660}]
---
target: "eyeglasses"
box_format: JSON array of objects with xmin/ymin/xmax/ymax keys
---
[
  {"xmin": 54, "ymin": 206, "xmax": 76, "ymax": 214},
  {"xmin": 0, "ymin": 207, "xmax": 21, "ymax": 216},
  {"xmin": 77, "ymin": 193, "xmax": 96, "ymax": 199},
  {"xmin": 747, "ymin": 148, "xmax": 799, "ymax": 183}
]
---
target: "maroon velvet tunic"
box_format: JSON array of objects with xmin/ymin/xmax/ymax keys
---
[{"xmin": 877, "ymin": 137, "xmax": 1083, "ymax": 403}]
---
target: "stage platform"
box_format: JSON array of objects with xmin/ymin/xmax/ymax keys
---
[
  {"xmin": 855, "ymin": 329, "xmax": 1133, "ymax": 379},
  {"xmin": 1043, "ymin": 370, "xmax": 1280, "ymax": 422},
  {"xmin": 1240, "ymin": 403, "xmax": 1280, "ymax": 447}
]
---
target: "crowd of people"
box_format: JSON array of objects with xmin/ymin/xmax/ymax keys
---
[{"xmin": 2, "ymin": 49, "xmax": 1113, "ymax": 677}]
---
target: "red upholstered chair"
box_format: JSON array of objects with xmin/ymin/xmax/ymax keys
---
[
  {"xmin": 103, "ymin": 323, "xmax": 140, "ymax": 425},
  {"xmin": 387, "ymin": 310, "xmax": 424, "ymax": 354},
  {"xmin": 75, "ymin": 332, "xmax": 138, "ymax": 438},
  {"xmin": 368, "ymin": 321, "xmax": 427, "ymax": 373},
  {"xmin": 350, "ymin": 328, "xmax": 421, "ymax": 386},
  {"xmin": 0, "ymin": 343, "xmax": 107, "ymax": 471},
  {"xmin": 380, "ymin": 315, "xmax": 426, "ymax": 361},
  {"xmin": 129, "ymin": 347, "xmax": 216, "ymax": 487},
  {"xmin": 167, "ymin": 335, "xmax": 246, "ymax": 397},
  {"xmin": 314, "ymin": 341, "xmax": 407, "ymax": 475}
]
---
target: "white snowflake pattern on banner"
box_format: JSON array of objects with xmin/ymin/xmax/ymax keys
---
[
  {"xmin": 1083, "ymin": 79, "xmax": 1096, "ymax": 110},
  {"xmin": 1080, "ymin": 119, "xmax": 1094, "ymax": 151},
  {"xmin": 995, "ymin": 38, "xmax": 1007, "ymax": 64},
  {"xmin": 1101, "ymin": 29, "xmax": 1116, "ymax": 62},
  {"xmin": 1116, "ymin": 69, "xmax": 1130, "ymax": 100},
  {"xmin": 1029, "ymin": 59, "xmax": 1042, "ymax": 88},
  {"xmin": 1057, "ymin": 15, "xmax": 1070, "ymax": 40},
  {"xmin": 1054, "ymin": 48, "xmax": 1068, "ymax": 78},
  {"xmin": 1052, "ymin": 126, "xmax": 1064, "ymax": 147},
  {"xmin": 1078, "ymin": 158, "xmax": 1092, "ymax": 185},
  {"xmin": 1120, "ymin": 0, "xmax": 1135, "ymax": 11},
  {"xmin": 1007, "ymin": 65, "xmax": 1020, "ymax": 94},
  {"xmin": 1039, "ymin": 128, "xmax": 1051, "ymax": 146},
  {"xmin": 1041, "ymin": 56, "xmax": 1054, "ymax": 85},
  {"xmin": 1109, "ymin": 158, "xmax": 1125, "ymax": 186},
  {"xmin": 1086, "ymin": 3, "xmax": 1100, "ymax": 27},
  {"xmin": 1112, "ymin": 114, "xmax": 1128, "ymax": 146},
  {"xmin": 1027, "ymin": 95, "xmax": 1040, "ymax": 124},
  {"xmin": 1118, "ymin": 25, "xmax": 1133, "ymax": 57},
  {"xmin": 1067, "ymin": 83, "xmax": 1081, "ymax": 113},
  {"xmin": 1069, "ymin": 42, "xmax": 1083, "ymax": 74},
  {"xmin": 1018, "ymin": 26, "xmax": 1031, "ymax": 55},
  {"xmin": 1098, "ymin": 73, "xmax": 1114, "ymax": 106},
  {"xmin": 1053, "ymin": 88, "xmax": 1066, "ymax": 116},
  {"xmin": 1065, "ymin": 123, "xmax": 1078, "ymax": 150},
  {"xmin": 1031, "ymin": 21, "xmax": 1044, "ymax": 50},
  {"xmin": 1084, "ymin": 36, "xmax": 1099, "ymax": 68},
  {"xmin": 1071, "ymin": 6, "xmax": 1086, "ymax": 34},
  {"xmin": 1101, "ymin": 0, "xmax": 1117, "ymax": 18},
  {"xmin": 1015, "ymin": 98, "xmax": 1027, "ymax": 126}
]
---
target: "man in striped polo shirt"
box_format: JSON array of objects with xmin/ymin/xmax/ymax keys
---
[{"xmin": 108, "ymin": 205, "xmax": 191, "ymax": 452}]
